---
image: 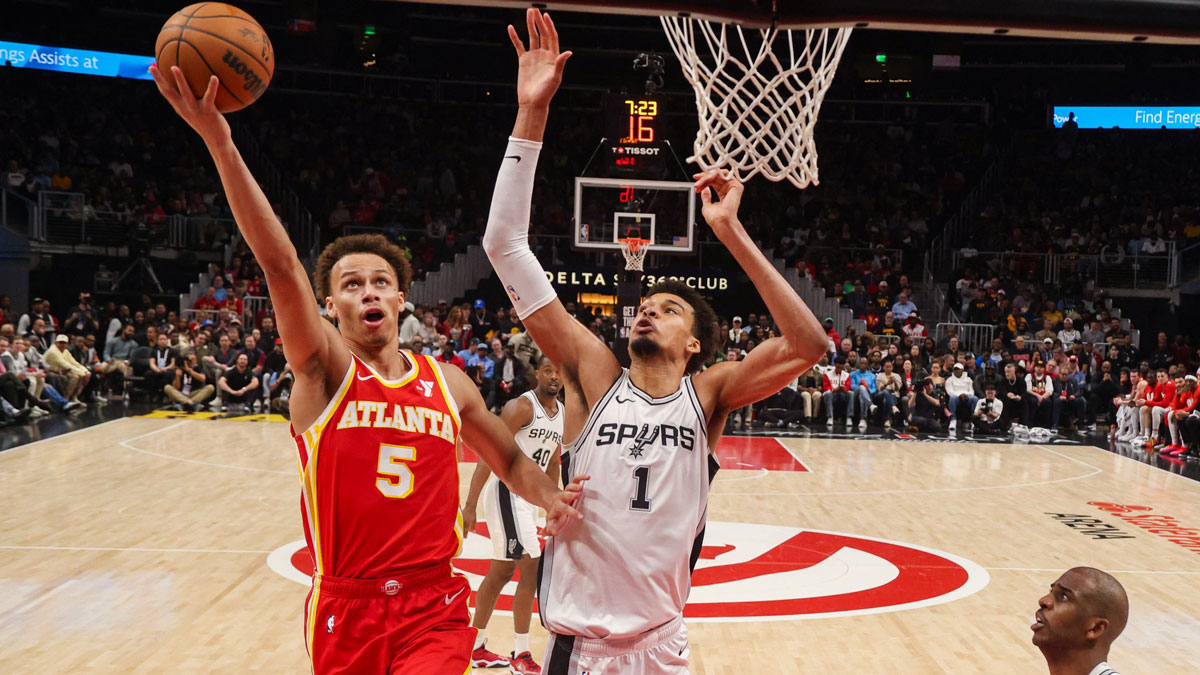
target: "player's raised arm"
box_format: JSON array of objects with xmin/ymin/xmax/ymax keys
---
[
  {"xmin": 149, "ymin": 65, "xmax": 345, "ymax": 388},
  {"xmin": 692, "ymin": 170, "xmax": 829, "ymax": 413},
  {"xmin": 438, "ymin": 362, "xmax": 586, "ymax": 535},
  {"xmin": 481, "ymin": 9, "xmax": 621, "ymax": 406}
]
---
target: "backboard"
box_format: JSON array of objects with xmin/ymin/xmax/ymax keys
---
[{"xmin": 573, "ymin": 177, "xmax": 696, "ymax": 253}]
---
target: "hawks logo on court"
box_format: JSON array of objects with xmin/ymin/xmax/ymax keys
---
[{"xmin": 269, "ymin": 521, "xmax": 989, "ymax": 621}]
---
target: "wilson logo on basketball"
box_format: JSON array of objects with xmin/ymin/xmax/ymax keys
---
[
  {"xmin": 221, "ymin": 49, "xmax": 267, "ymax": 97},
  {"xmin": 268, "ymin": 521, "xmax": 988, "ymax": 621}
]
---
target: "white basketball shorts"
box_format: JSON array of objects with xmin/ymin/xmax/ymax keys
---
[{"xmin": 483, "ymin": 478, "xmax": 541, "ymax": 561}]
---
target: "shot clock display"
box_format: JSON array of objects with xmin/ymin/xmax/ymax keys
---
[
  {"xmin": 618, "ymin": 98, "xmax": 658, "ymax": 143},
  {"xmin": 604, "ymin": 94, "xmax": 668, "ymax": 176}
]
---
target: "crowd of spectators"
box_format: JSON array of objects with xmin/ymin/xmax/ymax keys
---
[
  {"xmin": 962, "ymin": 129, "xmax": 1200, "ymax": 269},
  {"xmin": 1, "ymin": 70, "xmax": 235, "ymax": 248},
  {"xmin": 0, "ymin": 281, "xmax": 291, "ymax": 423},
  {"xmin": 716, "ymin": 298, "xmax": 1200, "ymax": 453}
]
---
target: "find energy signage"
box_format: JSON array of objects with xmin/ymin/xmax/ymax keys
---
[{"xmin": 544, "ymin": 266, "xmax": 733, "ymax": 295}]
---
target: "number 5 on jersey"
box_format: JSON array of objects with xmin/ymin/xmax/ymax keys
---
[{"xmin": 377, "ymin": 444, "xmax": 416, "ymax": 498}]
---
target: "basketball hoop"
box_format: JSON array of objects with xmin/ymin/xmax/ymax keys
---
[
  {"xmin": 661, "ymin": 17, "xmax": 852, "ymax": 189},
  {"xmin": 617, "ymin": 237, "xmax": 651, "ymax": 272}
]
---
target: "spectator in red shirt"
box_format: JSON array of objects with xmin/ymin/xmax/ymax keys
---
[
  {"xmin": 434, "ymin": 335, "xmax": 466, "ymax": 370},
  {"xmin": 1140, "ymin": 368, "xmax": 1175, "ymax": 448},
  {"xmin": 823, "ymin": 317, "xmax": 840, "ymax": 353},
  {"xmin": 193, "ymin": 287, "xmax": 220, "ymax": 311},
  {"xmin": 1164, "ymin": 375, "xmax": 1198, "ymax": 456}
]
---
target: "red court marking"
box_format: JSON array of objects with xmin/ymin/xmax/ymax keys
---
[
  {"xmin": 461, "ymin": 436, "xmax": 808, "ymax": 471},
  {"xmin": 714, "ymin": 436, "xmax": 809, "ymax": 472}
]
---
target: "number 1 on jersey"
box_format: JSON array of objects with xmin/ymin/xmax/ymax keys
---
[
  {"xmin": 630, "ymin": 466, "xmax": 651, "ymax": 511},
  {"xmin": 377, "ymin": 444, "xmax": 416, "ymax": 498}
]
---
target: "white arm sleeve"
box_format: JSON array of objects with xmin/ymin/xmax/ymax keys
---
[{"xmin": 482, "ymin": 137, "xmax": 558, "ymax": 320}]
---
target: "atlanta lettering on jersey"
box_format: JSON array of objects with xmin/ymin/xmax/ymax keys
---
[
  {"xmin": 595, "ymin": 422, "xmax": 695, "ymax": 452},
  {"xmin": 335, "ymin": 400, "xmax": 455, "ymax": 442}
]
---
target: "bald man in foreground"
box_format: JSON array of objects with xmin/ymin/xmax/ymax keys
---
[{"xmin": 1032, "ymin": 567, "xmax": 1129, "ymax": 675}]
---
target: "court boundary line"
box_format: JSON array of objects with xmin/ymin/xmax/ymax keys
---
[
  {"xmin": 0, "ymin": 545, "xmax": 273, "ymax": 554},
  {"xmin": 0, "ymin": 417, "xmax": 124, "ymax": 456},
  {"xmin": 116, "ymin": 418, "xmax": 293, "ymax": 475},
  {"xmin": 773, "ymin": 436, "xmax": 813, "ymax": 472},
  {"xmin": 985, "ymin": 566, "xmax": 1200, "ymax": 575},
  {"xmin": 1061, "ymin": 440, "xmax": 1200, "ymax": 486},
  {"xmin": 718, "ymin": 443, "xmax": 1104, "ymax": 496}
]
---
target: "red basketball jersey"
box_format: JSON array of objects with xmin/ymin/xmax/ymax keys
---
[{"xmin": 293, "ymin": 351, "xmax": 463, "ymax": 579}]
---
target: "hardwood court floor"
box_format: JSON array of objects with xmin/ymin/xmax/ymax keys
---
[{"xmin": 1, "ymin": 417, "xmax": 1198, "ymax": 673}]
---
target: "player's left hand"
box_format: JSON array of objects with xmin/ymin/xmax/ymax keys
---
[
  {"xmin": 694, "ymin": 169, "xmax": 745, "ymax": 238},
  {"xmin": 543, "ymin": 474, "xmax": 589, "ymax": 536},
  {"xmin": 509, "ymin": 8, "xmax": 572, "ymax": 109}
]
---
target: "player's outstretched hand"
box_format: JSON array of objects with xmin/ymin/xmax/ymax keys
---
[
  {"xmin": 543, "ymin": 474, "xmax": 589, "ymax": 536},
  {"xmin": 148, "ymin": 64, "xmax": 231, "ymax": 144},
  {"xmin": 694, "ymin": 169, "xmax": 745, "ymax": 239},
  {"xmin": 508, "ymin": 8, "xmax": 572, "ymax": 108}
]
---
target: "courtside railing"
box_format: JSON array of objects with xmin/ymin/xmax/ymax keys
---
[
  {"xmin": 953, "ymin": 247, "xmax": 1178, "ymax": 289},
  {"xmin": 934, "ymin": 322, "xmax": 996, "ymax": 355},
  {"xmin": 2, "ymin": 188, "xmax": 39, "ymax": 238}
]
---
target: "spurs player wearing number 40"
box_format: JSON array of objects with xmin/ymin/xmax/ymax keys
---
[
  {"xmin": 148, "ymin": 62, "xmax": 586, "ymax": 675},
  {"xmin": 484, "ymin": 10, "xmax": 830, "ymax": 673},
  {"xmin": 462, "ymin": 356, "xmax": 565, "ymax": 674}
]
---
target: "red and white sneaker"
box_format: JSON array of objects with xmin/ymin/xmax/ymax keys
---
[
  {"xmin": 471, "ymin": 643, "xmax": 510, "ymax": 668},
  {"xmin": 1169, "ymin": 445, "xmax": 1189, "ymax": 457},
  {"xmin": 509, "ymin": 651, "xmax": 542, "ymax": 675}
]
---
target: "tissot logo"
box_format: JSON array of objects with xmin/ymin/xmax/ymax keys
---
[{"xmin": 268, "ymin": 522, "xmax": 988, "ymax": 621}]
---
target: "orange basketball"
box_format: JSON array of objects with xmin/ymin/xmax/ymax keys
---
[{"xmin": 155, "ymin": 3, "xmax": 274, "ymax": 113}]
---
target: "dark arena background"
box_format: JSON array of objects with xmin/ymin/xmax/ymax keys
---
[{"xmin": 2, "ymin": 0, "xmax": 1200, "ymax": 672}]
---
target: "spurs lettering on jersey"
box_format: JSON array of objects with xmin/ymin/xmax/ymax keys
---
[{"xmin": 539, "ymin": 370, "xmax": 717, "ymax": 639}]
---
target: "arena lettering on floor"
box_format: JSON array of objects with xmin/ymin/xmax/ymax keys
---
[{"xmin": 1044, "ymin": 513, "xmax": 1135, "ymax": 540}]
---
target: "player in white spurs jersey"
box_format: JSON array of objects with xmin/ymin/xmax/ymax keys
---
[
  {"xmin": 463, "ymin": 357, "xmax": 564, "ymax": 673},
  {"xmin": 482, "ymin": 11, "xmax": 828, "ymax": 672}
]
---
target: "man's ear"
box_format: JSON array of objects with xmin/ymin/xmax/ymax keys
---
[
  {"xmin": 1084, "ymin": 617, "xmax": 1109, "ymax": 642},
  {"xmin": 325, "ymin": 297, "xmax": 336, "ymax": 319}
]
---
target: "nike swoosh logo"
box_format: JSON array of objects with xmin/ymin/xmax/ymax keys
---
[
  {"xmin": 445, "ymin": 587, "xmax": 466, "ymax": 605},
  {"xmin": 614, "ymin": 395, "xmax": 634, "ymax": 404},
  {"xmin": 356, "ymin": 373, "xmax": 375, "ymax": 381},
  {"xmin": 504, "ymin": 154, "xmax": 522, "ymax": 163}
]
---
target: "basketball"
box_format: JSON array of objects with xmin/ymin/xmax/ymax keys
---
[{"xmin": 155, "ymin": 3, "xmax": 274, "ymax": 113}]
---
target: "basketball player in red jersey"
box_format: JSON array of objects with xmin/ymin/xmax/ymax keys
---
[{"xmin": 149, "ymin": 65, "xmax": 586, "ymax": 674}]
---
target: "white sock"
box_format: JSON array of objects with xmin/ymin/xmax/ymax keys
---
[
  {"xmin": 474, "ymin": 630, "xmax": 486, "ymax": 650},
  {"xmin": 514, "ymin": 633, "xmax": 530, "ymax": 655}
]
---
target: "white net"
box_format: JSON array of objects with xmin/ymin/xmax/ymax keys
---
[
  {"xmin": 618, "ymin": 238, "xmax": 650, "ymax": 272},
  {"xmin": 661, "ymin": 17, "xmax": 852, "ymax": 189}
]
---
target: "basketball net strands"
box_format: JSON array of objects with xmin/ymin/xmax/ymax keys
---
[{"xmin": 661, "ymin": 16, "xmax": 849, "ymax": 188}]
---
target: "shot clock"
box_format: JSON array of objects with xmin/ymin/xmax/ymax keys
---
[{"xmin": 604, "ymin": 94, "xmax": 668, "ymax": 176}]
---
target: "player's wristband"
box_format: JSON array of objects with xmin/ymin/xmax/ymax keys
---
[{"xmin": 482, "ymin": 137, "xmax": 557, "ymax": 319}]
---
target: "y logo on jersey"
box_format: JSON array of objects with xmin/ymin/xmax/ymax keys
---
[
  {"xmin": 418, "ymin": 379, "xmax": 435, "ymax": 397},
  {"xmin": 273, "ymin": 522, "xmax": 988, "ymax": 621}
]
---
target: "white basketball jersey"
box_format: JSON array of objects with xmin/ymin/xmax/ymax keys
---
[
  {"xmin": 538, "ymin": 369, "xmax": 717, "ymax": 640},
  {"xmin": 486, "ymin": 390, "xmax": 563, "ymax": 503},
  {"xmin": 514, "ymin": 390, "xmax": 563, "ymax": 469}
]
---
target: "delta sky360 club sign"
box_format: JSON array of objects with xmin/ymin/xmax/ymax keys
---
[{"xmin": 269, "ymin": 521, "xmax": 989, "ymax": 621}]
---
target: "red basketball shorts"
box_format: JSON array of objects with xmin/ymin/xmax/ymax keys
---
[{"xmin": 304, "ymin": 566, "xmax": 475, "ymax": 674}]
